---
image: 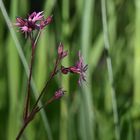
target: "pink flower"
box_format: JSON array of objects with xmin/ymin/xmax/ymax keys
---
[
  {"xmin": 15, "ymin": 11, "xmax": 52, "ymax": 36},
  {"xmin": 15, "ymin": 17, "xmax": 27, "ymax": 27},
  {"xmin": 61, "ymin": 52, "xmax": 88, "ymax": 85},
  {"xmin": 20, "ymin": 26, "xmax": 29, "ymax": 33},
  {"xmin": 28, "ymin": 11, "xmax": 44, "ymax": 23}
]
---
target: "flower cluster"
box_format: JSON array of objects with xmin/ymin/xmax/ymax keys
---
[{"xmin": 15, "ymin": 11, "xmax": 52, "ymax": 36}]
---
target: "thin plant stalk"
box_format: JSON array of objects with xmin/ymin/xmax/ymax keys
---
[
  {"xmin": 31, "ymin": 57, "xmax": 60, "ymax": 111},
  {"xmin": 24, "ymin": 31, "xmax": 41, "ymax": 120},
  {"xmin": 0, "ymin": 3, "xmax": 53, "ymax": 138},
  {"xmin": 101, "ymin": 0, "xmax": 120, "ymax": 140},
  {"xmin": 16, "ymin": 96, "xmax": 54, "ymax": 140},
  {"xmin": 24, "ymin": 40, "xmax": 35, "ymax": 120},
  {"xmin": 16, "ymin": 55, "xmax": 60, "ymax": 139}
]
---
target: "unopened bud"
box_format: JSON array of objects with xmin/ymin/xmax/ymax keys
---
[{"xmin": 54, "ymin": 88, "xmax": 65, "ymax": 99}]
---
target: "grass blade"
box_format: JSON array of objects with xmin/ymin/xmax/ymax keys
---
[
  {"xmin": 80, "ymin": 0, "xmax": 95, "ymax": 140},
  {"xmin": 101, "ymin": 0, "xmax": 120, "ymax": 139}
]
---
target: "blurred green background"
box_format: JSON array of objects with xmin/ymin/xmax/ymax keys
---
[{"xmin": 0, "ymin": 0, "xmax": 139, "ymax": 140}]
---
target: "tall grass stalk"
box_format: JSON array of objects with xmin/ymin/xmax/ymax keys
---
[
  {"xmin": 6, "ymin": 0, "xmax": 19, "ymax": 139},
  {"xmin": 104, "ymin": 0, "xmax": 117, "ymax": 115},
  {"xmin": 134, "ymin": 0, "xmax": 140, "ymax": 138},
  {"xmin": 89, "ymin": 34, "xmax": 103, "ymax": 73},
  {"xmin": 101, "ymin": 0, "xmax": 120, "ymax": 140},
  {"xmin": 80, "ymin": 0, "xmax": 94, "ymax": 140},
  {"xmin": 134, "ymin": 0, "xmax": 140, "ymax": 108},
  {"xmin": 60, "ymin": 0, "xmax": 70, "ymax": 140}
]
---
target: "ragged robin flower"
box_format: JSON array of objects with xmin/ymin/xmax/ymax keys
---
[
  {"xmin": 61, "ymin": 52, "xmax": 88, "ymax": 85},
  {"xmin": 15, "ymin": 11, "xmax": 52, "ymax": 36},
  {"xmin": 28, "ymin": 11, "xmax": 44, "ymax": 23}
]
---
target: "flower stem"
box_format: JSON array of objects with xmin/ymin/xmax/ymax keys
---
[
  {"xmin": 16, "ymin": 96, "xmax": 54, "ymax": 140},
  {"xmin": 23, "ymin": 45, "xmax": 35, "ymax": 120},
  {"xmin": 24, "ymin": 31, "xmax": 41, "ymax": 120},
  {"xmin": 31, "ymin": 57, "xmax": 60, "ymax": 112},
  {"xmin": 16, "ymin": 107, "xmax": 39, "ymax": 140},
  {"xmin": 16, "ymin": 121, "xmax": 29, "ymax": 140}
]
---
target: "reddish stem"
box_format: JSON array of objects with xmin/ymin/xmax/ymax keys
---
[
  {"xmin": 16, "ymin": 97, "xmax": 54, "ymax": 140},
  {"xmin": 17, "ymin": 31, "xmax": 42, "ymax": 139},
  {"xmin": 16, "ymin": 107, "xmax": 38, "ymax": 140},
  {"xmin": 23, "ymin": 45, "xmax": 35, "ymax": 120},
  {"xmin": 31, "ymin": 57, "xmax": 60, "ymax": 112},
  {"xmin": 17, "ymin": 38, "xmax": 60, "ymax": 139},
  {"xmin": 16, "ymin": 120, "xmax": 29, "ymax": 140}
]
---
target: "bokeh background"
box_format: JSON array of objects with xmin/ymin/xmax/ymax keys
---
[{"xmin": 0, "ymin": 0, "xmax": 139, "ymax": 140}]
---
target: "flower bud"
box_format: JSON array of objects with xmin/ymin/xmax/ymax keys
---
[
  {"xmin": 54, "ymin": 88, "xmax": 65, "ymax": 99},
  {"xmin": 58, "ymin": 43, "xmax": 68, "ymax": 59}
]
